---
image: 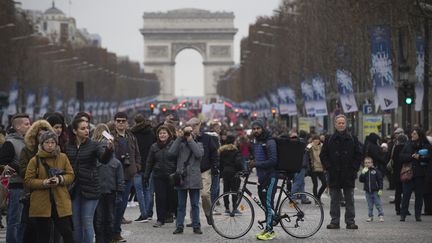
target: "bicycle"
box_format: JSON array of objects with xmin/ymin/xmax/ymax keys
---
[{"xmin": 210, "ymin": 171, "xmax": 324, "ymax": 239}]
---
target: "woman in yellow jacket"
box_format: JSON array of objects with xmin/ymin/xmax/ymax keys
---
[{"xmin": 24, "ymin": 130, "xmax": 75, "ymax": 243}]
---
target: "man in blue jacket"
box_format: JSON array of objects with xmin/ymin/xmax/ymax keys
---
[{"xmin": 248, "ymin": 119, "xmax": 278, "ymax": 241}]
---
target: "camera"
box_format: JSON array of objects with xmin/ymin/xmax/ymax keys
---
[
  {"xmin": 183, "ymin": 131, "xmax": 191, "ymax": 137},
  {"xmin": 48, "ymin": 168, "xmax": 65, "ymax": 177},
  {"xmin": 120, "ymin": 153, "xmax": 131, "ymax": 166}
]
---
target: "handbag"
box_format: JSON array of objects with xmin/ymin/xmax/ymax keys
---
[
  {"xmin": 169, "ymin": 150, "xmax": 193, "ymax": 187},
  {"xmin": 386, "ymin": 145, "xmax": 396, "ymax": 173},
  {"xmin": 400, "ymin": 162, "xmax": 413, "ymax": 182}
]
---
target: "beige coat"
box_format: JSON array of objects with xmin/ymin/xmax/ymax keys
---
[{"xmin": 24, "ymin": 148, "xmax": 74, "ymax": 218}]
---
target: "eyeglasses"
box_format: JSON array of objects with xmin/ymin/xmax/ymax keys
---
[{"xmin": 116, "ymin": 119, "xmax": 127, "ymax": 123}]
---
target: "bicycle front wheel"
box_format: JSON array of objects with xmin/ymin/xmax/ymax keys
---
[
  {"xmin": 279, "ymin": 192, "xmax": 324, "ymax": 238},
  {"xmin": 210, "ymin": 192, "xmax": 254, "ymax": 239}
]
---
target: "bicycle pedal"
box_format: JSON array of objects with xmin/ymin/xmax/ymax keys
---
[{"xmin": 257, "ymin": 225, "xmax": 264, "ymax": 230}]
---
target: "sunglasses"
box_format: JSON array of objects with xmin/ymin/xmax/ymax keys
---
[{"xmin": 116, "ymin": 119, "xmax": 127, "ymax": 123}]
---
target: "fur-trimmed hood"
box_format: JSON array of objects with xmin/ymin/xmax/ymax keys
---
[
  {"xmin": 218, "ymin": 144, "xmax": 238, "ymax": 153},
  {"xmin": 24, "ymin": 120, "xmax": 54, "ymax": 150}
]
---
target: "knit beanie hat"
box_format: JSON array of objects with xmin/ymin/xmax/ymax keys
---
[
  {"xmin": 46, "ymin": 115, "xmax": 63, "ymax": 127},
  {"xmin": 38, "ymin": 130, "xmax": 58, "ymax": 146},
  {"xmin": 251, "ymin": 119, "xmax": 265, "ymax": 129}
]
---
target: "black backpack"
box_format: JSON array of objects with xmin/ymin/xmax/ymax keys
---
[{"xmin": 274, "ymin": 137, "xmax": 306, "ymax": 173}]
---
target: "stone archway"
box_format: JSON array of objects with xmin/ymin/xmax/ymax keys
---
[{"xmin": 140, "ymin": 8, "xmax": 237, "ymax": 99}]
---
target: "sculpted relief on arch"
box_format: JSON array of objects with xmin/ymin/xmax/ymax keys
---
[{"xmin": 172, "ymin": 42, "xmax": 206, "ymax": 60}]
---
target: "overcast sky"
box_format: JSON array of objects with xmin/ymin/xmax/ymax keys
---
[{"xmin": 20, "ymin": 0, "xmax": 281, "ymax": 97}]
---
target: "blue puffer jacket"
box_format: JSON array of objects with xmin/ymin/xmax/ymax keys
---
[
  {"xmin": 252, "ymin": 132, "xmax": 277, "ymax": 184},
  {"xmin": 359, "ymin": 167, "xmax": 383, "ymax": 192}
]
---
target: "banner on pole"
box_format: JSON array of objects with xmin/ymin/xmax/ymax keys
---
[
  {"xmin": 336, "ymin": 69, "xmax": 358, "ymax": 113},
  {"xmin": 370, "ymin": 25, "xmax": 398, "ymax": 111}
]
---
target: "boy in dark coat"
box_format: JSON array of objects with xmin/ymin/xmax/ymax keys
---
[{"xmin": 359, "ymin": 156, "xmax": 384, "ymax": 222}]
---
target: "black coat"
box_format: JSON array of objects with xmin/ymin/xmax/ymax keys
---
[
  {"xmin": 132, "ymin": 123, "xmax": 156, "ymax": 173},
  {"xmin": 364, "ymin": 141, "xmax": 386, "ymax": 173},
  {"xmin": 400, "ymin": 141, "xmax": 431, "ymax": 178},
  {"xmin": 144, "ymin": 140, "xmax": 177, "ymax": 179},
  {"xmin": 219, "ymin": 144, "xmax": 243, "ymax": 178},
  {"xmin": 320, "ymin": 131, "xmax": 363, "ymax": 188},
  {"xmin": 359, "ymin": 167, "xmax": 383, "ymax": 192},
  {"xmin": 197, "ymin": 133, "xmax": 219, "ymax": 173},
  {"xmin": 66, "ymin": 139, "xmax": 112, "ymax": 199}
]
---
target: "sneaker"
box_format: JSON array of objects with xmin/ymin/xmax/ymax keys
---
[
  {"xmin": 379, "ymin": 216, "xmax": 384, "ymax": 222},
  {"xmin": 134, "ymin": 216, "xmax": 149, "ymax": 223},
  {"xmin": 193, "ymin": 228, "xmax": 203, "ymax": 234},
  {"xmin": 255, "ymin": 231, "xmax": 266, "ymax": 239},
  {"xmin": 326, "ymin": 223, "xmax": 340, "ymax": 229},
  {"xmin": 301, "ymin": 199, "xmax": 312, "ymax": 204},
  {"xmin": 400, "ymin": 216, "xmax": 406, "ymax": 222},
  {"xmin": 153, "ymin": 221, "xmax": 164, "ymax": 228},
  {"xmin": 256, "ymin": 231, "xmax": 276, "ymax": 241},
  {"xmin": 233, "ymin": 209, "xmax": 242, "ymax": 214},
  {"xmin": 111, "ymin": 234, "xmax": 127, "ymax": 242},
  {"xmin": 416, "ymin": 216, "xmax": 422, "ymax": 222},
  {"xmin": 173, "ymin": 227, "xmax": 184, "ymax": 234},
  {"xmin": 366, "ymin": 217, "xmax": 373, "ymax": 222},
  {"xmin": 224, "ymin": 209, "xmax": 230, "ymax": 214},
  {"xmin": 121, "ymin": 217, "xmax": 132, "ymax": 224},
  {"xmin": 346, "ymin": 224, "xmax": 358, "ymax": 229}
]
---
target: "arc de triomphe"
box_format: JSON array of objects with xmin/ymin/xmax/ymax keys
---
[{"xmin": 140, "ymin": 8, "xmax": 238, "ymax": 99}]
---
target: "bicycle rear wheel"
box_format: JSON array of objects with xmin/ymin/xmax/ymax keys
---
[
  {"xmin": 279, "ymin": 192, "xmax": 323, "ymax": 238},
  {"xmin": 210, "ymin": 192, "xmax": 254, "ymax": 239}
]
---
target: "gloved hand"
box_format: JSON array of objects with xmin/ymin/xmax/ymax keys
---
[
  {"xmin": 211, "ymin": 167, "xmax": 219, "ymax": 176},
  {"xmin": 377, "ymin": 190, "xmax": 383, "ymax": 197},
  {"xmin": 362, "ymin": 167, "xmax": 369, "ymax": 174}
]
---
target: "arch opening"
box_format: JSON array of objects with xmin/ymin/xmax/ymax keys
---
[{"xmin": 174, "ymin": 48, "xmax": 204, "ymax": 97}]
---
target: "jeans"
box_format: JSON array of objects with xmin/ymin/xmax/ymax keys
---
[
  {"xmin": 176, "ymin": 189, "xmax": 200, "ymax": 229},
  {"xmin": 401, "ymin": 176, "xmax": 424, "ymax": 217},
  {"xmin": 72, "ymin": 192, "xmax": 99, "ymax": 243},
  {"xmin": 365, "ymin": 191, "xmax": 384, "ymax": 217},
  {"xmin": 94, "ymin": 192, "xmax": 116, "ymax": 243},
  {"xmin": 211, "ymin": 174, "xmax": 220, "ymax": 203},
  {"xmin": 6, "ymin": 188, "xmax": 24, "ymax": 243},
  {"xmin": 291, "ymin": 168, "xmax": 307, "ymax": 201},
  {"xmin": 113, "ymin": 179, "xmax": 133, "ymax": 234},
  {"xmin": 329, "ymin": 187, "xmax": 355, "ymax": 225},
  {"xmin": 133, "ymin": 172, "xmax": 148, "ymax": 218},
  {"xmin": 143, "ymin": 174, "xmax": 154, "ymax": 218}
]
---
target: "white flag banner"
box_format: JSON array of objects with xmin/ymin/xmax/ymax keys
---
[
  {"xmin": 277, "ymin": 87, "xmax": 297, "ymax": 116},
  {"xmin": 336, "ymin": 69, "xmax": 359, "ymax": 113},
  {"xmin": 312, "ymin": 75, "xmax": 328, "ymax": 116},
  {"xmin": 415, "ymin": 33, "xmax": 425, "ymax": 111},
  {"xmin": 301, "ymin": 81, "xmax": 315, "ymax": 116}
]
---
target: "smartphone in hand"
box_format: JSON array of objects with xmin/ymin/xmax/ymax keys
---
[{"xmin": 102, "ymin": 130, "xmax": 114, "ymax": 140}]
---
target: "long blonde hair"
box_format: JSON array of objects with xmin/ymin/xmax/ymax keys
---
[{"xmin": 92, "ymin": 123, "xmax": 110, "ymax": 142}]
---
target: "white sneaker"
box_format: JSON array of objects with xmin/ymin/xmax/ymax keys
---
[
  {"xmin": 366, "ymin": 217, "xmax": 373, "ymax": 222},
  {"xmin": 379, "ymin": 216, "xmax": 384, "ymax": 222}
]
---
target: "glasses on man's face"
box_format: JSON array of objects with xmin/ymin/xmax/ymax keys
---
[{"xmin": 116, "ymin": 119, "xmax": 127, "ymax": 123}]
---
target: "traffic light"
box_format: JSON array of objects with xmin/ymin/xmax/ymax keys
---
[
  {"xmin": 401, "ymin": 82, "xmax": 414, "ymax": 105},
  {"xmin": 161, "ymin": 107, "xmax": 167, "ymax": 113},
  {"xmin": 271, "ymin": 108, "xmax": 277, "ymax": 118},
  {"xmin": 149, "ymin": 103, "xmax": 155, "ymax": 112}
]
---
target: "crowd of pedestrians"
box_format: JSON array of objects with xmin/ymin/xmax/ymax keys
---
[{"xmin": 0, "ymin": 110, "xmax": 430, "ymax": 242}]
